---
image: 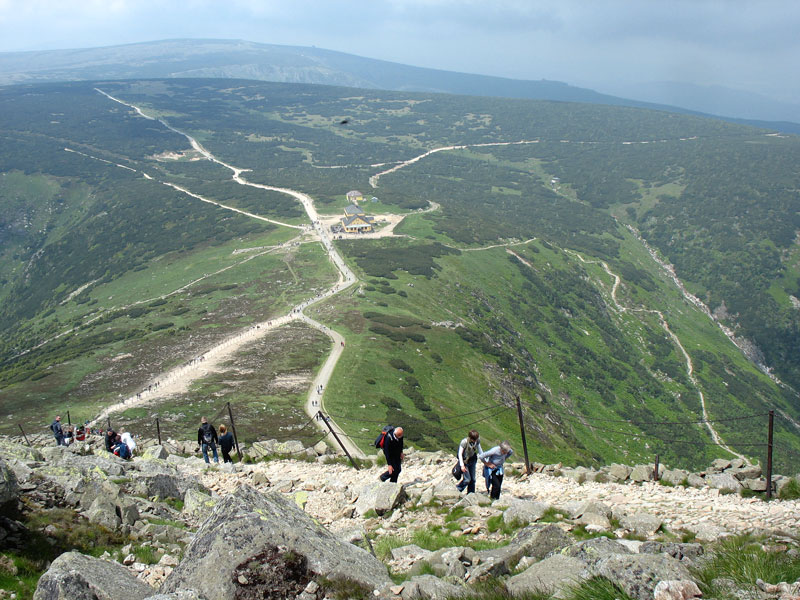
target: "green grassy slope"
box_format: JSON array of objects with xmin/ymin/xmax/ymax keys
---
[{"xmin": 0, "ymin": 79, "xmax": 798, "ymax": 471}]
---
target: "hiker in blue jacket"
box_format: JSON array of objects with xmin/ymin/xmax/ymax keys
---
[
  {"xmin": 479, "ymin": 441, "xmax": 513, "ymax": 500},
  {"xmin": 197, "ymin": 416, "xmax": 219, "ymax": 464},
  {"xmin": 50, "ymin": 416, "xmax": 64, "ymax": 446}
]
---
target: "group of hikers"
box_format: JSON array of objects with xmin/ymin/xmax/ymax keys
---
[
  {"xmin": 49, "ymin": 415, "xmax": 235, "ymax": 464},
  {"xmin": 377, "ymin": 426, "xmax": 514, "ymax": 500}
]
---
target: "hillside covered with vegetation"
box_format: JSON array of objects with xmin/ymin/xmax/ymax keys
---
[{"xmin": 0, "ymin": 79, "xmax": 798, "ymax": 472}]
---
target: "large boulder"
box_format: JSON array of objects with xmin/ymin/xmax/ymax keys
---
[
  {"xmin": 182, "ymin": 488, "xmax": 216, "ymax": 524},
  {"xmin": 592, "ymin": 554, "xmax": 694, "ymax": 600},
  {"xmin": 471, "ymin": 524, "xmax": 571, "ymax": 579},
  {"xmin": 354, "ymin": 482, "xmax": 407, "ymax": 516},
  {"xmin": 33, "ymin": 551, "xmax": 153, "ymax": 600},
  {"xmin": 503, "ymin": 499, "xmax": 549, "ymax": 526},
  {"xmin": 559, "ymin": 537, "xmax": 631, "ymax": 563},
  {"xmin": 506, "ymin": 555, "xmax": 589, "ymax": 598},
  {"xmin": 661, "ymin": 469, "xmax": 689, "ymax": 486},
  {"xmin": 399, "ymin": 574, "xmax": 468, "ymax": 599},
  {"xmin": 161, "ymin": 484, "xmax": 390, "ymax": 600},
  {"xmin": 705, "ymin": 473, "xmax": 742, "ymax": 492},
  {"xmin": 0, "ymin": 457, "xmax": 19, "ymax": 506},
  {"xmin": 134, "ymin": 473, "xmax": 210, "ymax": 501},
  {"xmin": 140, "ymin": 446, "xmax": 170, "ymax": 461},
  {"xmin": 619, "ymin": 511, "xmax": 663, "ymax": 537}
]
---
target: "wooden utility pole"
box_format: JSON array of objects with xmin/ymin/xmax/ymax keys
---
[{"xmin": 515, "ymin": 396, "xmax": 532, "ymax": 474}]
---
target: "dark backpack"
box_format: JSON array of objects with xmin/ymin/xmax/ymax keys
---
[
  {"xmin": 374, "ymin": 425, "xmax": 394, "ymax": 449},
  {"xmin": 202, "ymin": 427, "xmax": 214, "ymax": 445}
]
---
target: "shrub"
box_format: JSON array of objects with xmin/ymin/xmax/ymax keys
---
[
  {"xmin": 778, "ymin": 479, "xmax": 800, "ymax": 500},
  {"xmin": 389, "ymin": 358, "xmax": 414, "ymax": 372}
]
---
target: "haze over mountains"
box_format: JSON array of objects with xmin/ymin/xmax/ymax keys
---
[{"xmin": 1, "ymin": 39, "xmax": 798, "ymax": 132}]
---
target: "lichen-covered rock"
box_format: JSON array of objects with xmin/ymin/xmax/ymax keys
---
[
  {"xmin": 592, "ymin": 554, "xmax": 694, "ymax": 600},
  {"xmin": 605, "ymin": 464, "xmax": 632, "ymax": 482},
  {"xmin": 0, "ymin": 456, "xmax": 19, "ymax": 506},
  {"xmin": 559, "ymin": 537, "xmax": 631, "ymax": 563},
  {"xmin": 506, "ymin": 554, "xmax": 589, "ymax": 598},
  {"xmin": 471, "ymin": 524, "xmax": 572, "ymax": 579},
  {"xmin": 143, "ymin": 592, "xmax": 208, "ymax": 600},
  {"xmin": 141, "ymin": 445, "xmax": 169, "ymax": 460},
  {"xmin": 33, "ymin": 551, "xmax": 153, "ymax": 600},
  {"xmin": 161, "ymin": 484, "xmax": 390, "ymax": 600},
  {"xmin": 661, "ymin": 469, "xmax": 689, "ymax": 486},
  {"xmin": 134, "ymin": 472, "xmax": 210, "ymax": 501},
  {"xmin": 182, "ymin": 488, "xmax": 216, "ymax": 524},
  {"xmin": 630, "ymin": 464, "xmax": 655, "ymax": 482}
]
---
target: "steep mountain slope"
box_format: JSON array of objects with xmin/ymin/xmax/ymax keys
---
[{"xmin": 0, "ymin": 79, "xmax": 797, "ymax": 472}]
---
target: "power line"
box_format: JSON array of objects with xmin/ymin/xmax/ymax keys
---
[{"xmin": 577, "ymin": 421, "xmax": 767, "ymax": 448}]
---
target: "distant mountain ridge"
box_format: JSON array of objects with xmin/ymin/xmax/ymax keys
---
[{"xmin": 1, "ymin": 38, "xmax": 797, "ymax": 134}]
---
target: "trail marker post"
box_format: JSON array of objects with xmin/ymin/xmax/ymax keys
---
[
  {"xmin": 18, "ymin": 424, "xmax": 31, "ymax": 447},
  {"xmin": 156, "ymin": 417, "xmax": 162, "ymax": 446},
  {"xmin": 227, "ymin": 402, "xmax": 241, "ymax": 459},
  {"xmin": 319, "ymin": 412, "xmax": 359, "ymax": 470},
  {"xmin": 515, "ymin": 395, "xmax": 532, "ymax": 475},
  {"xmin": 766, "ymin": 410, "xmax": 774, "ymax": 500}
]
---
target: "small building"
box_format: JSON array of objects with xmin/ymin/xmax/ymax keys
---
[
  {"xmin": 346, "ymin": 190, "xmax": 364, "ymax": 203},
  {"xmin": 341, "ymin": 214, "xmax": 375, "ymax": 233},
  {"xmin": 344, "ymin": 204, "xmax": 365, "ymax": 217}
]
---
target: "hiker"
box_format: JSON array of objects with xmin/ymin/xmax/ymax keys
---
[
  {"xmin": 218, "ymin": 424, "xmax": 234, "ymax": 463},
  {"xmin": 120, "ymin": 429, "xmax": 136, "ymax": 456},
  {"xmin": 104, "ymin": 428, "xmax": 117, "ymax": 453},
  {"xmin": 75, "ymin": 425, "xmax": 86, "ymax": 442},
  {"xmin": 63, "ymin": 426, "xmax": 74, "ymax": 446},
  {"xmin": 479, "ymin": 441, "xmax": 514, "ymax": 500},
  {"xmin": 112, "ymin": 434, "xmax": 131, "ymax": 459},
  {"xmin": 379, "ymin": 426, "xmax": 404, "ymax": 483},
  {"xmin": 456, "ymin": 429, "xmax": 483, "ymax": 494},
  {"xmin": 50, "ymin": 416, "xmax": 64, "ymax": 446},
  {"xmin": 197, "ymin": 416, "xmax": 219, "ymax": 464}
]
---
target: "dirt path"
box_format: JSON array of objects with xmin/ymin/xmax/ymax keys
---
[
  {"xmin": 92, "ymin": 89, "xmax": 364, "ymax": 457},
  {"xmin": 558, "ymin": 248, "xmax": 749, "ymax": 462}
]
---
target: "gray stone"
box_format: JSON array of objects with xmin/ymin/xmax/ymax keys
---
[
  {"xmin": 745, "ymin": 478, "xmax": 768, "ymax": 492},
  {"xmin": 731, "ymin": 464, "xmax": 762, "ymax": 480},
  {"xmin": 85, "ymin": 496, "xmax": 122, "ymax": 529},
  {"xmin": 313, "ymin": 441, "xmax": 328, "ymax": 455},
  {"xmin": 710, "ymin": 458, "xmax": 732, "ymax": 472},
  {"xmin": 639, "ymin": 542, "xmax": 704, "ymax": 563},
  {"xmin": 0, "ymin": 438, "xmax": 45, "ymax": 463},
  {"xmin": 143, "ymin": 592, "xmax": 208, "ymax": 600},
  {"xmin": 134, "ymin": 473, "xmax": 210, "ymax": 501},
  {"xmin": 630, "ymin": 464, "xmax": 656, "ymax": 482},
  {"xmin": 117, "ymin": 498, "xmax": 140, "ymax": 526},
  {"xmin": 576, "ymin": 512, "xmax": 611, "ymax": 532},
  {"xmin": 471, "ymin": 524, "xmax": 572, "ymax": 579},
  {"xmin": 661, "ymin": 469, "xmax": 690, "ymax": 486},
  {"xmin": 0, "ymin": 456, "xmax": 19, "ymax": 506},
  {"xmin": 592, "ymin": 554, "xmax": 693, "ymax": 600},
  {"xmin": 688, "ymin": 523, "xmax": 728, "ymax": 543},
  {"xmin": 574, "ymin": 500, "xmax": 612, "ymax": 520},
  {"xmin": 182, "ymin": 488, "xmax": 216, "ymax": 524},
  {"xmin": 161, "ymin": 485, "xmax": 390, "ymax": 600},
  {"xmin": 605, "ymin": 464, "xmax": 632, "ymax": 482},
  {"xmin": 391, "ymin": 544, "xmax": 433, "ymax": 563},
  {"xmin": 400, "ymin": 575, "xmax": 467, "ymax": 599},
  {"xmin": 354, "ymin": 482, "xmax": 407, "ymax": 516},
  {"xmin": 620, "ymin": 511, "xmax": 663, "ymax": 537},
  {"xmin": 559, "ymin": 537, "xmax": 631, "ymax": 563},
  {"xmin": 503, "ymin": 499, "xmax": 549, "ymax": 525},
  {"xmin": 33, "ymin": 551, "xmax": 153, "ymax": 600},
  {"xmin": 705, "ymin": 473, "xmax": 742, "ymax": 492},
  {"xmin": 141, "ymin": 446, "xmax": 169, "ymax": 460},
  {"xmin": 506, "ymin": 555, "xmax": 589, "ymax": 598},
  {"xmin": 653, "ymin": 580, "xmax": 702, "ymax": 600},
  {"xmin": 686, "ymin": 473, "xmax": 705, "ymax": 488}
]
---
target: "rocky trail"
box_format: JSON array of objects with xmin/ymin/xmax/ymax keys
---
[{"xmin": 2, "ymin": 434, "xmax": 800, "ymax": 600}]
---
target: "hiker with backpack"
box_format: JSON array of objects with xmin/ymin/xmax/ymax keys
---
[
  {"xmin": 479, "ymin": 441, "xmax": 514, "ymax": 500},
  {"xmin": 112, "ymin": 434, "xmax": 131, "ymax": 459},
  {"xmin": 104, "ymin": 428, "xmax": 117, "ymax": 453},
  {"xmin": 377, "ymin": 426, "xmax": 404, "ymax": 483},
  {"xmin": 197, "ymin": 416, "xmax": 219, "ymax": 464},
  {"xmin": 218, "ymin": 424, "xmax": 234, "ymax": 463},
  {"xmin": 456, "ymin": 429, "xmax": 484, "ymax": 494},
  {"xmin": 50, "ymin": 416, "xmax": 64, "ymax": 446}
]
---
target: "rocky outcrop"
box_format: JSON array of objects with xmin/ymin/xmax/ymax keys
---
[
  {"xmin": 0, "ymin": 456, "xmax": 19, "ymax": 506},
  {"xmin": 593, "ymin": 554, "xmax": 692, "ymax": 600},
  {"xmin": 33, "ymin": 551, "xmax": 154, "ymax": 600},
  {"xmin": 161, "ymin": 484, "xmax": 390, "ymax": 599},
  {"xmin": 506, "ymin": 554, "xmax": 589, "ymax": 598}
]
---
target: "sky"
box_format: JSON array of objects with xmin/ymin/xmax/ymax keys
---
[{"xmin": 1, "ymin": 0, "xmax": 798, "ymax": 105}]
